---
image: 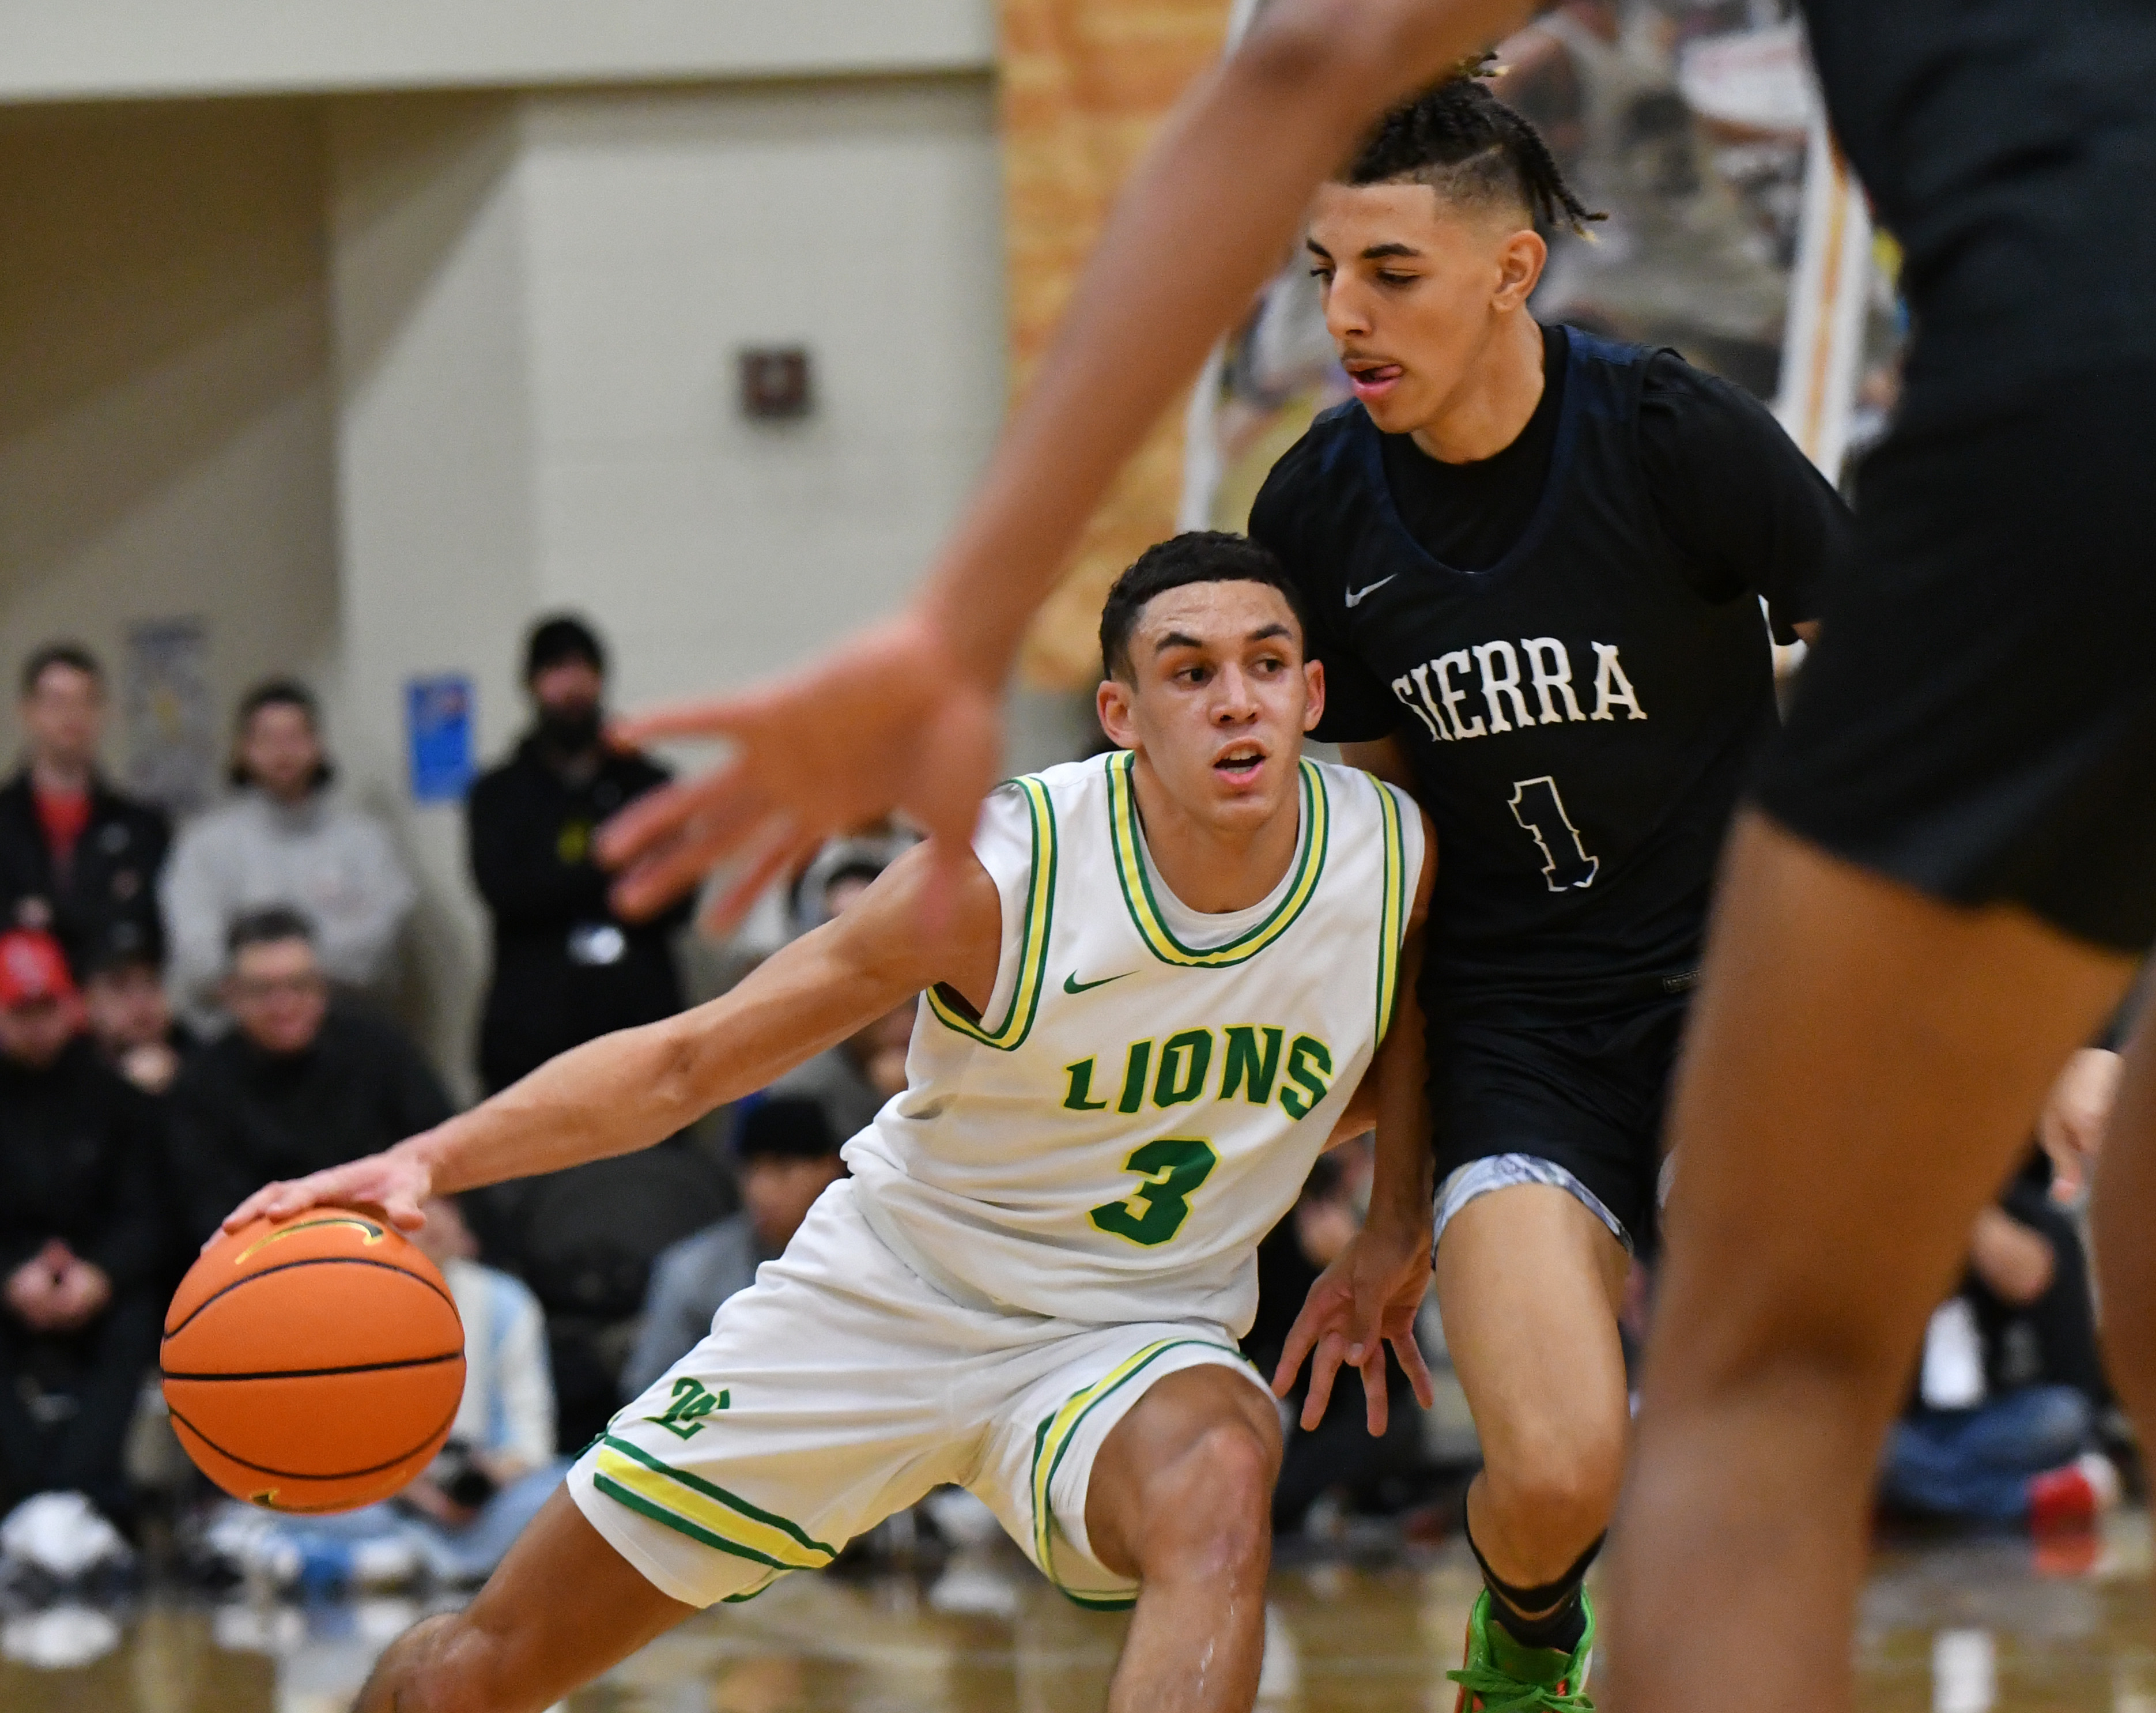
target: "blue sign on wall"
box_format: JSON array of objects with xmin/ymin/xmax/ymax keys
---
[{"xmin": 406, "ymin": 675, "xmax": 475, "ymax": 803}]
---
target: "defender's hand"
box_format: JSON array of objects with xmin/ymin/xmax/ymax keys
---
[
  {"xmin": 217, "ymin": 1145, "xmax": 436, "ymax": 1245},
  {"xmin": 597, "ymin": 610, "xmax": 1000, "ymax": 933},
  {"xmin": 1271, "ymin": 1221, "xmax": 1436, "ymax": 1437}
]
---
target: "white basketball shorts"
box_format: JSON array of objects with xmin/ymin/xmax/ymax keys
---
[{"xmin": 567, "ymin": 1179, "xmax": 1264, "ymax": 1610}]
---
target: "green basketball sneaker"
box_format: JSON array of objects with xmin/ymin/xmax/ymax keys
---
[{"xmin": 1447, "ymin": 1587, "xmax": 1596, "ymax": 1712}]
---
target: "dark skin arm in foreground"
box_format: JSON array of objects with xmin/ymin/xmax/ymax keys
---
[{"xmin": 598, "ymin": 0, "xmax": 1539, "ymax": 929}]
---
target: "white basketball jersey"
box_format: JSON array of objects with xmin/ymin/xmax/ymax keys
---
[{"xmin": 845, "ymin": 752, "xmax": 1423, "ymax": 1334}]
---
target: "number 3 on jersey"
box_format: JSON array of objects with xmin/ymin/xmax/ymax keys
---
[
  {"xmin": 1090, "ymin": 1138, "xmax": 1219, "ymax": 1247},
  {"xmin": 1511, "ymin": 776, "xmax": 1599, "ymax": 892}
]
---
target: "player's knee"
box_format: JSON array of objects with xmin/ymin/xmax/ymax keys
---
[
  {"xmin": 1139, "ymin": 1419, "xmax": 1277, "ymax": 1579},
  {"xmin": 1487, "ymin": 1424, "xmax": 1625, "ymax": 1546}
]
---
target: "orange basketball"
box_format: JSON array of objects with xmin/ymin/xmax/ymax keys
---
[{"xmin": 162, "ymin": 1207, "xmax": 467, "ymax": 1515}]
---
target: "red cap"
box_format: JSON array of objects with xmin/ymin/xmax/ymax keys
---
[{"xmin": 0, "ymin": 930, "xmax": 76, "ymax": 1008}]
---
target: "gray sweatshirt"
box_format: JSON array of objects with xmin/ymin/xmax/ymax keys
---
[{"xmin": 160, "ymin": 789, "xmax": 418, "ymax": 1035}]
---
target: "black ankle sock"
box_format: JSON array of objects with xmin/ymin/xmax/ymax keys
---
[
  {"xmin": 1490, "ymin": 1588, "xmax": 1588, "ymax": 1655},
  {"xmin": 1464, "ymin": 1515, "xmax": 1602, "ymax": 1657}
]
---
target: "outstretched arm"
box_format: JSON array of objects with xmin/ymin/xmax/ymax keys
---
[
  {"xmin": 220, "ymin": 842, "xmax": 1003, "ymax": 1235},
  {"xmin": 600, "ymin": 0, "xmax": 1536, "ymax": 927}
]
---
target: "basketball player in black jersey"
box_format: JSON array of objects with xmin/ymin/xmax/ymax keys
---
[
  {"xmin": 1261, "ymin": 69, "xmax": 1844, "ymax": 1709},
  {"xmin": 1592, "ymin": 6, "xmax": 2156, "ymax": 1710}
]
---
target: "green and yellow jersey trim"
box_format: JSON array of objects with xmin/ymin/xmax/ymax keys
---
[
  {"xmin": 1373, "ymin": 776, "xmax": 1410, "ymax": 1039},
  {"xmin": 1107, "ymin": 752, "xmax": 1328, "ymax": 969},
  {"xmin": 1028, "ymin": 1338, "xmax": 1248, "ymax": 1610},
  {"xmin": 927, "ymin": 775, "xmax": 1058, "ymax": 1051},
  {"xmin": 590, "ymin": 1434, "xmax": 836, "ymax": 1578}
]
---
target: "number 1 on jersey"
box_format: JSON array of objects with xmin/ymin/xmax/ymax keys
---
[
  {"xmin": 1510, "ymin": 776, "xmax": 1599, "ymax": 892},
  {"xmin": 1090, "ymin": 1138, "xmax": 1219, "ymax": 1247}
]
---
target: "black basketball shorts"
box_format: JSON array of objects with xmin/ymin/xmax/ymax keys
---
[
  {"xmin": 1429, "ymin": 990, "xmax": 1689, "ymax": 1252},
  {"xmin": 1755, "ymin": 360, "xmax": 2156, "ymax": 955}
]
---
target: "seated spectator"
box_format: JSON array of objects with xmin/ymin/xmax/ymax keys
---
[
  {"xmin": 761, "ymin": 849, "xmax": 914, "ymax": 1138},
  {"xmin": 712, "ymin": 825, "xmax": 920, "ymax": 977},
  {"xmin": 621, "ymin": 1099, "xmax": 846, "ymax": 1399},
  {"xmin": 78, "ymin": 919, "xmax": 195, "ymax": 1097},
  {"xmin": 0, "ymin": 930, "xmax": 166, "ymax": 1550},
  {"xmin": 167, "ymin": 908, "xmax": 451, "ymax": 1246},
  {"xmin": 0, "ymin": 644, "xmax": 168, "ymax": 975},
  {"xmin": 771, "ymin": 1001, "xmax": 913, "ymax": 1141},
  {"xmin": 206, "ymin": 1196, "xmax": 566, "ymax": 1590},
  {"xmin": 1879, "ymin": 1159, "xmax": 2118, "ymax": 1534},
  {"xmin": 161, "ymin": 680, "xmax": 416, "ymax": 1037}
]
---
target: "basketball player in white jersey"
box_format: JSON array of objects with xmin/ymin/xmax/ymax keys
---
[{"xmin": 224, "ymin": 533, "xmax": 1435, "ymax": 1713}]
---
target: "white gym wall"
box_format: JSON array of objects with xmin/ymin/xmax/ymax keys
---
[{"xmin": 0, "ymin": 5, "xmax": 1016, "ymax": 1089}]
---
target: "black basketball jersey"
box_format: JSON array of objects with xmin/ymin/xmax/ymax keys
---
[
  {"xmin": 1253, "ymin": 331, "xmax": 1780, "ymax": 1022},
  {"xmin": 1802, "ymin": 0, "xmax": 2156, "ymax": 409}
]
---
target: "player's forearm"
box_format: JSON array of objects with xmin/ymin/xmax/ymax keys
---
[
  {"xmin": 405, "ymin": 935, "xmax": 912, "ymax": 1197},
  {"xmin": 1341, "ymin": 737, "xmax": 1415, "ymax": 792},
  {"xmin": 918, "ymin": 0, "xmax": 1534, "ymax": 681},
  {"xmin": 1366, "ymin": 937, "xmax": 1434, "ymax": 1237},
  {"xmin": 394, "ymin": 1017, "xmax": 717, "ymax": 1197}
]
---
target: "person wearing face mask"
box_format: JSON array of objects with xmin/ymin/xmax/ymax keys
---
[
  {"xmin": 160, "ymin": 680, "xmax": 417, "ymax": 1038},
  {"xmin": 467, "ymin": 617, "xmax": 689, "ymax": 1096}
]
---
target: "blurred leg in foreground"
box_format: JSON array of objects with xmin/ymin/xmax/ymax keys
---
[{"xmin": 1603, "ymin": 816, "xmax": 2135, "ymax": 1710}]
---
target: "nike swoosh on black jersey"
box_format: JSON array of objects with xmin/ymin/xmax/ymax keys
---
[
  {"xmin": 1345, "ymin": 575, "xmax": 1397, "ymax": 608},
  {"xmin": 1063, "ymin": 971, "xmax": 1133, "ymax": 995}
]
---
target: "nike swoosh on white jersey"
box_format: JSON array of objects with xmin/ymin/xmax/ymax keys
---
[{"xmin": 1344, "ymin": 575, "xmax": 1397, "ymax": 608}]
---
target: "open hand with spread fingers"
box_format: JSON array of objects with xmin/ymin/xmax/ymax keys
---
[
  {"xmin": 1272, "ymin": 1218, "xmax": 1438, "ymax": 1437},
  {"xmin": 595, "ymin": 610, "xmax": 1000, "ymax": 934}
]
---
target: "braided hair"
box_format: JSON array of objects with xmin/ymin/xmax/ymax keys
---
[{"xmin": 1343, "ymin": 52, "xmax": 1603, "ymax": 236}]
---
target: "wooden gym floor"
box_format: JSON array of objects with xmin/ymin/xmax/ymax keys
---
[{"xmin": 3, "ymin": 1519, "xmax": 2151, "ymax": 1711}]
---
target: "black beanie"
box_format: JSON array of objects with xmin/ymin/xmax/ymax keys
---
[
  {"xmin": 524, "ymin": 614, "xmax": 606, "ymax": 682},
  {"xmin": 734, "ymin": 1096, "xmax": 843, "ymax": 1163}
]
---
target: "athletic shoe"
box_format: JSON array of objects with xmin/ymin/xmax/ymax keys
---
[
  {"xmin": 2029, "ymin": 1452, "xmax": 2123, "ymax": 1537},
  {"xmin": 201, "ymin": 1504, "xmax": 301, "ymax": 1589},
  {"xmin": 1448, "ymin": 1588, "xmax": 1596, "ymax": 1712},
  {"xmin": 0, "ymin": 1492, "xmax": 134, "ymax": 1583}
]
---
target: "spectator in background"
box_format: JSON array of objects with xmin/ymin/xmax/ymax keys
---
[
  {"xmin": 0, "ymin": 644, "xmax": 168, "ymax": 976},
  {"xmin": 206, "ymin": 1196, "xmax": 566, "ymax": 1590},
  {"xmin": 79, "ymin": 919, "xmax": 194, "ymax": 1097},
  {"xmin": 162, "ymin": 680, "xmax": 416, "ymax": 1038},
  {"xmin": 621, "ymin": 1097, "xmax": 847, "ymax": 1399},
  {"xmin": 167, "ymin": 909, "xmax": 450, "ymax": 1247},
  {"xmin": 771, "ymin": 999, "xmax": 913, "ymax": 1142},
  {"xmin": 467, "ymin": 617, "xmax": 687, "ymax": 1093},
  {"xmin": 712, "ymin": 825, "xmax": 919, "ymax": 979},
  {"xmin": 761, "ymin": 844, "xmax": 913, "ymax": 1138},
  {"xmin": 1879, "ymin": 1157, "xmax": 2119, "ymax": 1534},
  {"xmin": 0, "ymin": 930, "xmax": 165, "ymax": 1552}
]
